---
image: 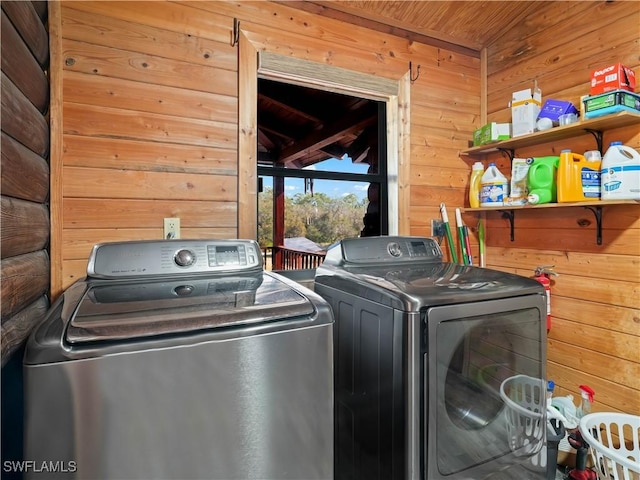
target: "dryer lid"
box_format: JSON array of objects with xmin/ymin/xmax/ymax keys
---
[
  {"xmin": 316, "ymin": 236, "xmax": 543, "ymax": 310},
  {"xmin": 65, "ymin": 273, "xmax": 315, "ymax": 344}
]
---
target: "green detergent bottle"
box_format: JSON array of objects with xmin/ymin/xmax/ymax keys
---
[{"xmin": 527, "ymin": 156, "xmax": 559, "ymax": 204}]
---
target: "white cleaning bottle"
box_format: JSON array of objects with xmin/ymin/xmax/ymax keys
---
[
  {"xmin": 576, "ymin": 385, "xmax": 595, "ymax": 418},
  {"xmin": 480, "ymin": 163, "xmax": 508, "ymax": 207},
  {"xmin": 601, "ymin": 141, "xmax": 640, "ymax": 200}
]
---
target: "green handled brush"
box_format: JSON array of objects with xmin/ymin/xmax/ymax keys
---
[
  {"xmin": 478, "ymin": 216, "xmax": 486, "ymax": 267},
  {"xmin": 440, "ymin": 203, "xmax": 458, "ymax": 263}
]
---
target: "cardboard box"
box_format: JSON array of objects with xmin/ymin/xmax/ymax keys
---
[
  {"xmin": 511, "ymin": 85, "xmax": 542, "ymax": 137},
  {"xmin": 473, "ymin": 122, "xmax": 511, "ymax": 146},
  {"xmin": 590, "ymin": 63, "xmax": 636, "ymax": 95},
  {"xmin": 583, "ymin": 89, "xmax": 640, "ymax": 119},
  {"xmin": 538, "ymin": 99, "xmax": 579, "ymax": 123}
]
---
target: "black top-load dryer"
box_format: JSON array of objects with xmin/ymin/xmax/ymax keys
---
[{"xmin": 314, "ymin": 235, "xmax": 548, "ymax": 480}]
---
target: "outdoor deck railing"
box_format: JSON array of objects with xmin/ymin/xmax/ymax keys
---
[{"xmin": 261, "ymin": 246, "xmax": 326, "ymax": 271}]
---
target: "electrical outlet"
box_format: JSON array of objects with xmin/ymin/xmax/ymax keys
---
[
  {"xmin": 164, "ymin": 218, "xmax": 180, "ymax": 239},
  {"xmin": 431, "ymin": 219, "xmax": 445, "ymax": 238}
]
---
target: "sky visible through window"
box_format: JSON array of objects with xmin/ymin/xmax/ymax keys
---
[{"xmin": 261, "ymin": 157, "xmax": 371, "ymax": 200}]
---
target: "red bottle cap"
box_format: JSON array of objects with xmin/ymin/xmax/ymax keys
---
[{"xmin": 579, "ymin": 385, "xmax": 595, "ymax": 403}]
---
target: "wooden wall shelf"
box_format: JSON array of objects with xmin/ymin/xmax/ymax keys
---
[
  {"xmin": 461, "ymin": 111, "xmax": 640, "ymax": 158},
  {"xmin": 464, "ymin": 200, "xmax": 640, "ymax": 245}
]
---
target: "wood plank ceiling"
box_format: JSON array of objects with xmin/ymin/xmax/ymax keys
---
[{"xmin": 260, "ymin": 1, "xmax": 539, "ymax": 169}]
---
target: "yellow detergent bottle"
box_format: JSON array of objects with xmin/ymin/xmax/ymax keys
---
[
  {"xmin": 557, "ymin": 149, "xmax": 601, "ymax": 202},
  {"xmin": 469, "ymin": 162, "xmax": 484, "ymax": 208}
]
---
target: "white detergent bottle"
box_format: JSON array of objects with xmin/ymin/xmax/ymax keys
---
[
  {"xmin": 601, "ymin": 141, "xmax": 640, "ymax": 200},
  {"xmin": 480, "ymin": 163, "xmax": 509, "ymax": 207}
]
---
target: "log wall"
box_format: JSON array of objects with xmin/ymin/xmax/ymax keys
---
[
  {"xmin": 0, "ymin": 1, "xmax": 50, "ymax": 366},
  {"xmin": 44, "ymin": 0, "xmax": 639, "ymax": 416},
  {"xmin": 481, "ymin": 1, "xmax": 639, "ymax": 414}
]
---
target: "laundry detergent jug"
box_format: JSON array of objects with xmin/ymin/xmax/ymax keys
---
[
  {"xmin": 527, "ymin": 156, "xmax": 559, "ymax": 204},
  {"xmin": 601, "ymin": 141, "xmax": 640, "ymax": 200},
  {"xmin": 480, "ymin": 163, "xmax": 508, "ymax": 207},
  {"xmin": 557, "ymin": 150, "xmax": 601, "ymax": 202}
]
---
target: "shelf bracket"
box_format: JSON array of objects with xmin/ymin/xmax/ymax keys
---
[
  {"xmin": 499, "ymin": 209, "xmax": 515, "ymax": 241},
  {"xmin": 583, "ymin": 205, "xmax": 603, "ymax": 245},
  {"xmin": 497, "ymin": 148, "xmax": 515, "ymax": 162},
  {"xmin": 584, "ymin": 129, "xmax": 604, "ymax": 153}
]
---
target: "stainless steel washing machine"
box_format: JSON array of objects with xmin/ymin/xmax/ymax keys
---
[
  {"xmin": 24, "ymin": 239, "xmax": 333, "ymax": 480},
  {"xmin": 314, "ymin": 236, "xmax": 547, "ymax": 480}
]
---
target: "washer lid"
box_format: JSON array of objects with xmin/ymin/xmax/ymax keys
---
[
  {"xmin": 316, "ymin": 261, "xmax": 543, "ymax": 310},
  {"xmin": 65, "ymin": 273, "xmax": 315, "ymax": 344}
]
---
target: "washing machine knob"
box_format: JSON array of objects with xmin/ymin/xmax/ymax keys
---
[
  {"xmin": 174, "ymin": 249, "xmax": 196, "ymax": 267},
  {"xmin": 387, "ymin": 242, "xmax": 402, "ymax": 257},
  {"xmin": 173, "ymin": 284, "xmax": 195, "ymax": 296}
]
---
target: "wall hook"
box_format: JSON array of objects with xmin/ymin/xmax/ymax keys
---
[
  {"xmin": 232, "ymin": 18, "xmax": 240, "ymax": 47},
  {"xmin": 409, "ymin": 61, "xmax": 421, "ymax": 83}
]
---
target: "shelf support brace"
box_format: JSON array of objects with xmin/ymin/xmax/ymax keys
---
[
  {"xmin": 497, "ymin": 148, "xmax": 515, "ymax": 162},
  {"xmin": 583, "ymin": 205, "xmax": 603, "ymax": 245},
  {"xmin": 584, "ymin": 129, "xmax": 604, "ymax": 153},
  {"xmin": 499, "ymin": 209, "xmax": 515, "ymax": 241}
]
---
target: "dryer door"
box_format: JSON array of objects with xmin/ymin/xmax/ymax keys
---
[{"xmin": 424, "ymin": 294, "xmax": 546, "ymax": 479}]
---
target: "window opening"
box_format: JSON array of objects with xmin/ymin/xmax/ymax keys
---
[{"xmin": 257, "ymin": 79, "xmax": 389, "ymax": 270}]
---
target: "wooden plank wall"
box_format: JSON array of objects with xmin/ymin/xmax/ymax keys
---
[
  {"xmin": 0, "ymin": 1, "xmax": 50, "ymax": 366},
  {"xmin": 52, "ymin": 0, "xmax": 477, "ymax": 294},
  {"xmin": 50, "ymin": 0, "xmax": 637, "ymax": 417},
  {"xmin": 483, "ymin": 1, "xmax": 639, "ymax": 415}
]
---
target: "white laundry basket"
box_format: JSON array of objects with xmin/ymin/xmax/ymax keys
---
[
  {"xmin": 499, "ymin": 374, "xmax": 545, "ymax": 465},
  {"xmin": 579, "ymin": 412, "xmax": 640, "ymax": 480}
]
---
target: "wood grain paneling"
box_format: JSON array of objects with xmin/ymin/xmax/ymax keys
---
[
  {"xmin": 550, "ymin": 296, "xmax": 639, "ymax": 336},
  {"xmin": 483, "ymin": 0, "xmax": 640, "ymax": 414},
  {"xmin": 411, "ymin": 164, "xmax": 471, "ymax": 188},
  {"xmin": 62, "ymin": 198, "xmax": 237, "ymax": 229},
  {"xmin": 48, "ymin": 0, "xmax": 639, "ymax": 417},
  {"xmin": 488, "ymin": 247, "xmax": 640, "ymax": 282},
  {"xmin": 237, "ymin": 32, "xmax": 258, "ymax": 240},
  {"xmin": 63, "ymin": 136, "xmax": 237, "ymax": 176},
  {"xmin": 486, "ymin": 3, "xmax": 639, "ymax": 115},
  {"xmin": 61, "ymin": 5, "xmax": 236, "ymax": 71},
  {"xmin": 62, "ymin": 1, "xmax": 232, "ymax": 45},
  {"xmin": 63, "ymin": 71, "xmax": 237, "ymax": 122},
  {"xmin": 63, "ymin": 103, "xmax": 236, "ymax": 149},
  {"xmin": 549, "ymin": 361, "xmax": 638, "ymax": 415},
  {"xmin": 63, "ymin": 167, "xmax": 236, "ymax": 201},
  {"xmin": 550, "ymin": 318, "xmax": 639, "ymax": 367},
  {"xmin": 61, "ymin": 39, "xmax": 237, "ymax": 96}
]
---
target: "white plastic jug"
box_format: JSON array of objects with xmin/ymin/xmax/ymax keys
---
[
  {"xmin": 480, "ymin": 163, "xmax": 509, "ymax": 207},
  {"xmin": 601, "ymin": 141, "xmax": 640, "ymax": 200}
]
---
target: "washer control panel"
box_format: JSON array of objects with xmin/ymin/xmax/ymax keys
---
[
  {"xmin": 87, "ymin": 239, "xmax": 263, "ymax": 279},
  {"xmin": 324, "ymin": 236, "xmax": 442, "ymax": 266}
]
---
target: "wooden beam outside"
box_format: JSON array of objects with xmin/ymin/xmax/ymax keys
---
[{"xmin": 278, "ymin": 104, "xmax": 377, "ymax": 165}]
